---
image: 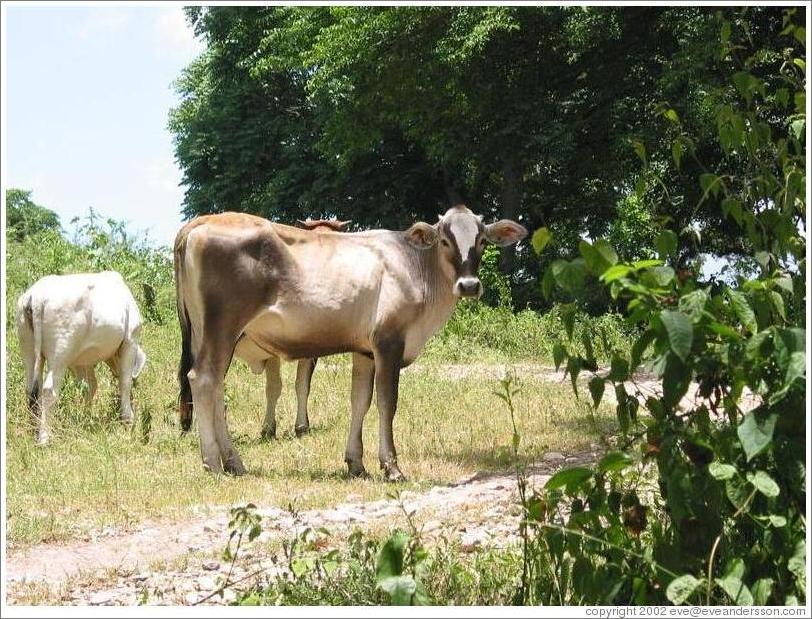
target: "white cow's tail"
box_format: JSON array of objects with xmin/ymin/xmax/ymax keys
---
[{"xmin": 23, "ymin": 296, "xmax": 44, "ymax": 410}]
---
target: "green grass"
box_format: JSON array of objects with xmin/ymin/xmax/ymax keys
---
[{"xmin": 4, "ymin": 223, "xmax": 622, "ymax": 548}]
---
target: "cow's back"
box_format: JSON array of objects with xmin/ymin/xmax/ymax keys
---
[{"xmin": 25, "ymin": 271, "xmax": 139, "ymax": 366}]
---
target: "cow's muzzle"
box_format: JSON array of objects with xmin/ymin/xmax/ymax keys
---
[{"xmin": 454, "ymin": 277, "xmax": 483, "ymax": 298}]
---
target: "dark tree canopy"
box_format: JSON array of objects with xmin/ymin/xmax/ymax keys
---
[{"xmin": 169, "ymin": 6, "xmax": 803, "ymax": 308}]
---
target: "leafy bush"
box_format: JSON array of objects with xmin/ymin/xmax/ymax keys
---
[
  {"xmin": 5, "ymin": 209, "xmax": 174, "ymax": 328},
  {"xmin": 518, "ymin": 9, "xmax": 805, "ymax": 606}
]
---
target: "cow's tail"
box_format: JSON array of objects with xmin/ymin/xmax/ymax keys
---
[
  {"xmin": 20, "ymin": 295, "xmax": 43, "ymax": 411},
  {"xmin": 175, "ymin": 234, "xmax": 194, "ymax": 433}
]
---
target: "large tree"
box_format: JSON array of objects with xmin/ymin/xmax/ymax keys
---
[{"xmin": 169, "ymin": 6, "xmax": 799, "ymax": 308}]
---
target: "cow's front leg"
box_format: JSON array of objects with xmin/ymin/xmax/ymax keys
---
[
  {"xmin": 374, "ymin": 341, "xmax": 406, "ymax": 482},
  {"xmin": 345, "ymin": 353, "xmax": 374, "ymax": 478},
  {"xmin": 294, "ymin": 358, "xmax": 317, "ymax": 436},
  {"xmin": 261, "ymin": 356, "xmax": 282, "ymax": 439},
  {"xmin": 37, "ymin": 367, "xmax": 65, "ymax": 445}
]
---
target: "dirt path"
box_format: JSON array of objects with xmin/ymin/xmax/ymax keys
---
[{"xmin": 5, "ymin": 449, "xmax": 597, "ymax": 605}]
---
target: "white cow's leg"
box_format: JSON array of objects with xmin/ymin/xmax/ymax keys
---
[
  {"xmin": 374, "ymin": 341, "xmax": 405, "ymax": 482},
  {"xmin": 345, "ymin": 353, "xmax": 374, "ymax": 478},
  {"xmin": 294, "ymin": 358, "xmax": 317, "ymax": 437},
  {"xmin": 261, "ymin": 355, "xmax": 282, "ymax": 440},
  {"xmin": 116, "ymin": 343, "xmax": 138, "ymax": 424},
  {"xmin": 38, "ymin": 366, "xmax": 65, "ymax": 446},
  {"xmin": 19, "ymin": 330, "xmax": 42, "ymax": 416}
]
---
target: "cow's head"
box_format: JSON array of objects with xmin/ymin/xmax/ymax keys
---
[{"xmin": 406, "ymin": 205, "xmax": 527, "ymax": 299}]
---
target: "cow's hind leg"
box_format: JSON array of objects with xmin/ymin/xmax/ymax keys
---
[
  {"xmin": 116, "ymin": 342, "xmax": 140, "ymax": 424},
  {"xmin": 18, "ymin": 327, "xmax": 42, "ymax": 417},
  {"xmin": 189, "ymin": 335, "xmax": 245, "ymax": 476},
  {"xmin": 261, "ymin": 355, "xmax": 282, "ymax": 440},
  {"xmin": 294, "ymin": 358, "xmax": 317, "ymax": 437},
  {"xmin": 38, "ymin": 366, "xmax": 66, "ymax": 446},
  {"xmin": 345, "ymin": 353, "xmax": 374, "ymax": 478}
]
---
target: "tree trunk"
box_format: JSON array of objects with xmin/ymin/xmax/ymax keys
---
[{"xmin": 499, "ymin": 155, "xmax": 522, "ymax": 275}]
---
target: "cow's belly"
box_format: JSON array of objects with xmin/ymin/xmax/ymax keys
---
[
  {"xmin": 243, "ymin": 304, "xmax": 374, "ymax": 361},
  {"xmin": 58, "ymin": 322, "xmax": 125, "ymax": 367}
]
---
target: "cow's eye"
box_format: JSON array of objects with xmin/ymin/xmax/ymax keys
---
[{"xmin": 440, "ymin": 239, "xmax": 450, "ymax": 248}]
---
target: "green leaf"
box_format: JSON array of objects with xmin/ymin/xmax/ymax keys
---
[
  {"xmin": 699, "ymin": 173, "xmax": 721, "ymax": 198},
  {"xmin": 608, "ymin": 354, "xmax": 629, "ymax": 381},
  {"xmin": 588, "ymin": 376, "xmax": 604, "ymax": 408},
  {"xmin": 379, "ymin": 575, "xmax": 416, "ymax": 605},
  {"xmin": 664, "ymin": 108, "xmax": 679, "ymax": 123},
  {"xmin": 767, "ymin": 515, "xmax": 787, "ymax": 528},
  {"xmin": 531, "ymin": 227, "xmax": 551, "ymax": 254},
  {"xmin": 708, "ymin": 462, "xmax": 737, "ymax": 480},
  {"xmin": 598, "ymin": 451, "xmax": 633, "ymax": 473},
  {"xmin": 716, "ymin": 559, "xmax": 753, "ymax": 606},
  {"xmin": 642, "ymin": 265, "xmax": 675, "ymax": 288},
  {"xmin": 788, "ymin": 540, "xmax": 805, "ymax": 582},
  {"xmin": 600, "ymin": 264, "xmax": 633, "ymax": 283},
  {"xmin": 660, "ymin": 310, "xmax": 693, "ymax": 361},
  {"xmin": 545, "ymin": 466, "xmax": 593, "ymax": 492},
  {"xmin": 727, "ymin": 289, "xmax": 758, "ymax": 334},
  {"xmin": 561, "ymin": 303, "xmax": 577, "ymax": 340},
  {"xmin": 751, "ymin": 578, "xmax": 773, "ymax": 605},
  {"xmin": 737, "ymin": 413, "xmax": 777, "ymax": 461},
  {"xmin": 654, "ymin": 230, "xmax": 677, "ymax": 260},
  {"xmin": 790, "ymin": 119, "xmax": 805, "ymax": 141},
  {"xmin": 579, "ymin": 240, "xmax": 612, "ymax": 276},
  {"xmin": 566, "ymin": 355, "xmax": 582, "ymax": 395},
  {"xmin": 552, "ymin": 259, "xmax": 588, "ymax": 295},
  {"xmin": 679, "ymin": 289, "xmax": 708, "ymax": 319},
  {"xmin": 671, "ymin": 139, "xmax": 683, "ymax": 169},
  {"xmin": 552, "ymin": 343, "xmax": 567, "ymax": 371},
  {"xmin": 631, "ymin": 139, "xmax": 647, "ymax": 164},
  {"xmin": 769, "ymin": 290, "xmax": 785, "ymax": 321},
  {"xmin": 376, "ymin": 530, "xmax": 408, "ymax": 580},
  {"xmin": 666, "ymin": 574, "xmax": 701, "ymax": 605},
  {"xmin": 663, "ymin": 353, "xmax": 691, "ymax": 410},
  {"xmin": 747, "ymin": 470, "xmax": 779, "ymax": 498}
]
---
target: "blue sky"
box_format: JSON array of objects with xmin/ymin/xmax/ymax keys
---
[{"xmin": 5, "ymin": 5, "xmax": 203, "ymax": 247}]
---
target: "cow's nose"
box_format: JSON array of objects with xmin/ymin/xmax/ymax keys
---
[{"xmin": 454, "ymin": 277, "xmax": 483, "ymax": 298}]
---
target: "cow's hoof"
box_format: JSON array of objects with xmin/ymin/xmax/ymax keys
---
[
  {"xmin": 35, "ymin": 434, "xmax": 50, "ymax": 447},
  {"xmin": 346, "ymin": 462, "xmax": 369, "ymax": 479},
  {"xmin": 382, "ymin": 463, "xmax": 406, "ymax": 483},
  {"xmin": 260, "ymin": 426, "xmax": 277, "ymax": 441},
  {"xmin": 294, "ymin": 425, "xmax": 310, "ymax": 438},
  {"xmin": 121, "ymin": 415, "xmax": 134, "ymax": 426},
  {"xmin": 224, "ymin": 456, "xmax": 247, "ymax": 477}
]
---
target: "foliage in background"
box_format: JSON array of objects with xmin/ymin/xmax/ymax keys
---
[
  {"xmin": 5, "ymin": 206, "xmax": 175, "ymax": 328},
  {"xmin": 170, "ymin": 6, "xmax": 798, "ymax": 310},
  {"xmin": 524, "ymin": 9, "xmax": 806, "ymax": 605},
  {"xmin": 5, "ymin": 189, "xmax": 61, "ymax": 241}
]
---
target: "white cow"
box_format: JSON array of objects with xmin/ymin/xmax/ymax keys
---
[{"xmin": 15, "ymin": 271, "xmax": 147, "ymax": 444}]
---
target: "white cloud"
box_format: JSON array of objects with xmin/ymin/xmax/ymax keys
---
[{"xmin": 154, "ymin": 7, "xmax": 204, "ymax": 60}]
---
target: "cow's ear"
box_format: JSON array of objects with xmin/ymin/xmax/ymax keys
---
[
  {"xmin": 405, "ymin": 222, "xmax": 438, "ymax": 249},
  {"xmin": 132, "ymin": 346, "xmax": 147, "ymax": 379},
  {"xmin": 485, "ymin": 220, "xmax": 528, "ymax": 246}
]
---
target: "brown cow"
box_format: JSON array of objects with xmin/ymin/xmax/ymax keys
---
[{"xmin": 174, "ymin": 205, "xmax": 526, "ymax": 480}]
